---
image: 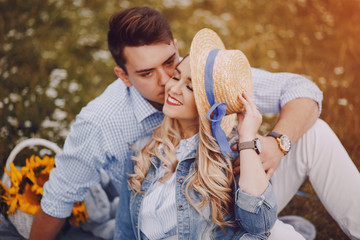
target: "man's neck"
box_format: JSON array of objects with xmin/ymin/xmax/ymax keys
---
[{"xmin": 148, "ymin": 100, "xmax": 163, "ymax": 111}]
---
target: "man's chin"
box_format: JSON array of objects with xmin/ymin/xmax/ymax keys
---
[{"xmin": 147, "ymin": 99, "xmax": 164, "ymax": 111}]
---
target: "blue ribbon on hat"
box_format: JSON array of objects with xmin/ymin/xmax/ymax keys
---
[{"xmin": 204, "ymin": 48, "xmax": 231, "ymax": 159}]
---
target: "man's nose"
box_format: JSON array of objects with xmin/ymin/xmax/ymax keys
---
[{"xmin": 158, "ymin": 68, "xmax": 170, "ymax": 86}]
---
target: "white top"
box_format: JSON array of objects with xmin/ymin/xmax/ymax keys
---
[{"xmin": 140, "ymin": 134, "xmax": 199, "ymax": 240}]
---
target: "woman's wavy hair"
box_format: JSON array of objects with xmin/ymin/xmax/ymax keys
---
[{"xmin": 128, "ymin": 113, "xmax": 235, "ymax": 229}]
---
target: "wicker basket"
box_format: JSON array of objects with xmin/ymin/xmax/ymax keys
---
[{"xmin": 1, "ymin": 138, "xmax": 62, "ymax": 239}]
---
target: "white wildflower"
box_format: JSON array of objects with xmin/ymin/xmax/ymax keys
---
[
  {"xmin": 337, "ymin": 98, "xmax": 348, "ymax": 106},
  {"xmin": 68, "ymin": 82, "xmax": 80, "ymax": 93},
  {"xmin": 271, "ymin": 61, "xmax": 279, "ymax": 69},
  {"xmin": 46, "ymin": 88, "xmax": 58, "ymax": 98},
  {"xmin": 334, "ymin": 67, "xmax": 344, "ymax": 75},
  {"xmin": 41, "ymin": 118, "xmax": 59, "ymax": 128},
  {"xmin": 267, "ymin": 50, "xmax": 276, "ymax": 59},
  {"xmin": 9, "ymin": 93, "xmax": 21, "ymax": 103},
  {"xmin": 7, "ymin": 116, "xmax": 19, "ymax": 127},
  {"xmin": 49, "ymin": 69, "xmax": 67, "ymax": 87},
  {"xmin": 55, "ymin": 99, "xmax": 65, "ymax": 107},
  {"xmin": 92, "ymin": 50, "xmax": 111, "ymax": 61},
  {"xmin": 24, "ymin": 120, "xmax": 32, "ymax": 128},
  {"xmin": 52, "ymin": 108, "xmax": 67, "ymax": 121}
]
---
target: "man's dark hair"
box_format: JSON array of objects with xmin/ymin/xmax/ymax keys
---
[{"xmin": 108, "ymin": 6, "xmax": 174, "ymax": 74}]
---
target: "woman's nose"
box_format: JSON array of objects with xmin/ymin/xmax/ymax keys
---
[{"xmin": 170, "ymin": 81, "xmax": 183, "ymax": 94}]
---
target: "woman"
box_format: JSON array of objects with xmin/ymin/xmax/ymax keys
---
[{"xmin": 117, "ymin": 28, "xmax": 278, "ymax": 240}]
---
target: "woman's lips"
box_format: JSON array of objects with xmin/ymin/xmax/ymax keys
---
[{"xmin": 166, "ymin": 94, "xmax": 182, "ymax": 106}]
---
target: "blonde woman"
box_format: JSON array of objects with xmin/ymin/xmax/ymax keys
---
[{"xmin": 116, "ymin": 29, "xmax": 278, "ymax": 240}]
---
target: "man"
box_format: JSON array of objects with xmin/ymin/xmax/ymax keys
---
[{"xmin": 30, "ymin": 6, "xmax": 360, "ymax": 239}]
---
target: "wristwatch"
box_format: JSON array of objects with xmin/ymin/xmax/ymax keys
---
[
  {"xmin": 267, "ymin": 132, "xmax": 292, "ymax": 155},
  {"xmin": 238, "ymin": 138, "xmax": 262, "ymax": 155}
]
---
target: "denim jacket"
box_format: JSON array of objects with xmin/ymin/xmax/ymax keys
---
[{"xmin": 114, "ymin": 146, "xmax": 277, "ymax": 240}]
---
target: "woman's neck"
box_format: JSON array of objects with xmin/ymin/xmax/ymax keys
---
[{"xmin": 179, "ymin": 122, "xmax": 199, "ymax": 139}]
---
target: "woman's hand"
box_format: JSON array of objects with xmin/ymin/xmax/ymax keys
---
[
  {"xmin": 235, "ymin": 92, "xmax": 269, "ymax": 196},
  {"xmin": 236, "ymin": 91, "xmax": 262, "ymax": 142}
]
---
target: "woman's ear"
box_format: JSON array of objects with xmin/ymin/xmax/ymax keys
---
[{"xmin": 114, "ymin": 66, "xmax": 132, "ymax": 87}]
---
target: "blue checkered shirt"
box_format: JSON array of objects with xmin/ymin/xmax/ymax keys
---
[{"xmin": 41, "ymin": 68, "xmax": 323, "ymax": 218}]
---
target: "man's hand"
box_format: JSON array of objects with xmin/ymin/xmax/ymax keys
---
[{"xmin": 256, "ymin": 135, "xmax": 284, "ymax": 178}]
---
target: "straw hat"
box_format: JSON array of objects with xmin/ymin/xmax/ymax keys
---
[{"xmin": 190, "ymin": 28, "xmax": 253, "ymax": 141}]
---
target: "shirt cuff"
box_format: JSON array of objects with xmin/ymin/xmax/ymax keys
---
[
  {"xmin": 40, "ymin": 198, "xmax": 74, "ymax": 218},
  {"xmin": 280, "ymin": 88, "xmax": 323, "ymax": 116},
  {"xmin": 235, "ymin": 183, "xmax": 277, "ymax": 213}
]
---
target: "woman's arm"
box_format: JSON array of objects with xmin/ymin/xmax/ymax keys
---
[
  {"xmin": 234, "ymin": 92, "xmax": 278, "ymax": 234},
  {"xmin": 236, "ymin": 92, "xmax": 268, "ymax": 194}
]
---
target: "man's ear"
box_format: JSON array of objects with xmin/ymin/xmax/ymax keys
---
[{"xmin": 114, "ymin": 66, "xmax": 132, "ymax": 87}]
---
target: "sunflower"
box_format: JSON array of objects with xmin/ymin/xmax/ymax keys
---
[
  {"xmin": 4, "ymin": 163, "xmax": 26, "ymax": 214},
  {"xmin": 1, "ymin": 155, "xmax": 88, "ymax": 226},
  {"xmin": 0, "ymin": 182, "xmax": 10, "ymax": 217},
  {"xmin": 68, "ymin": 201, "xmax": 89, "ymax": 227},
  {"xmin": 24, "ymin": 155, "xmax": 54, "ymax": 196}
]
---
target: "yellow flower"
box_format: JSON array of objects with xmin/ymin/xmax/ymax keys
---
[
  {"xmin": 68, "ymin": 201, "xmax": 89, "ymax": 227},
  {"xmin": 25, "ymin": 155, "xmax": 55, "ymax": 196},
  {"xmin": 0, "ymin": 182, "xmax": 10, "ymax": 215},
  {"xmin": 5, "ymin": 193, "xmax": 19, "ymax": 214},
  {"xmin": 18, "ymin": 183, "xmax": 42, "ymax": 215},
  {"xmin": 1, "ymin": 155, "xmax": 88, "ymax": 226},
  {"xmin": 5, "ymin": 163, "xmax": 25, "ymax": 190}
]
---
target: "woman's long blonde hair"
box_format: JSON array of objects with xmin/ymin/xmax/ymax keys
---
[{"xmin": 128, "ymin": 114, "xmax": 235, "ymax": 228}]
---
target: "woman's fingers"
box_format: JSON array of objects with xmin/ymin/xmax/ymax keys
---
[
  {"xmin": 238, "ymin": 92, "xmax": 250, "ymax": 112},
  {"xmin": 242, "ymin": 91, "xmax": 258, "ymax": 113},
  {"xmin": 237, "ymin": 91, "xmax": 262, "ymax": 133}
]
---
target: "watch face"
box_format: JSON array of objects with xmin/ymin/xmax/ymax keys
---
[
  {"xmin": 280, "ymin": 135, "xmax": 291, "ymax": 151},
  {"xmin": 255, "ymin": 138, "xmax": 262, "ymax": 154}
]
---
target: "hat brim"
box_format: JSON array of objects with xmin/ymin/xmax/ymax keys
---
[{"xmin": 190, "ymin": 28, "xmax": 252, "ymax": 137}]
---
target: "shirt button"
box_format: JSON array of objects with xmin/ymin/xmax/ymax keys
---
[
  {"xmin": 177, "ymin": 204, "xmax": 184, "ymax": 210},
  {"xmin": 177, "ymin": 177, "xmax": 184, "ymax": 183}
]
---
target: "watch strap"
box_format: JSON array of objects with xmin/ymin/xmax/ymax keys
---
[
  {"xmin": 267, "ymin": 132, "xmax": 282, "ymax": 139},
  {"xmin": 238, "ymin": 141, "xmax": 255, "ymax": 151},
  {"xmin": 238, "ymin": 138, "xmax": 261, "ymax": 154}
]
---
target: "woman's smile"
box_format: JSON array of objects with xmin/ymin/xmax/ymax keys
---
[{"xmin": 166, "ymin": 94, "xmax": 182, "ymax": 106}]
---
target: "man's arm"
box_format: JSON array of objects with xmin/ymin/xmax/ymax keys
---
[
  {"xmin": 30, "ymin": 208, "xmax": 66, "ymax": 240},
  {"xmin": 258, "ymin": 97, "xmax": 319, "ymax": 177},
  {"xmin": 233, "ymin": 68, "xmax": 323, "ymax": 176},
  {"xmin": 233, "ymin": 97, "xmax": 319, "ymax": 176},
  {"xmin": 30, "ymin": 120, "xmax": 108, "ymax": 238}
]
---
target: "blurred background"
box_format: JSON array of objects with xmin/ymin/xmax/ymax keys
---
[{"xmin": 1, "ymin": 0, "xmax": 359, "ymax": 239}]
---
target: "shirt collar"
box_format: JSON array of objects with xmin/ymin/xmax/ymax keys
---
[
  {"xmin": 129, "ymin": 85, "xmax": 161, "ymax": 123},
  {"xmin": 155, "ymin": 133, "xmax": 199, "ymax": 165},
  {"xmin": 175, "ymin": 133, "xmax": 199, "ymax": 161}
]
